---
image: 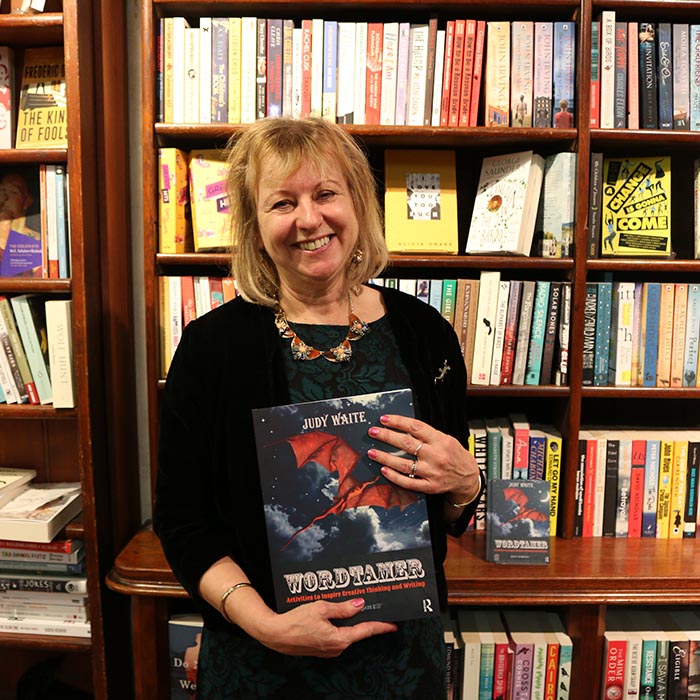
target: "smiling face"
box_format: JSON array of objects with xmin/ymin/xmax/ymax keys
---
[{"xmin": 256, "ymin": 158, "xmax": 359, "ymax": 301}]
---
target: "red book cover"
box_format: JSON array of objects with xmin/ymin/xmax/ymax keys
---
[
  {"xmin": 493, "ymin": 637, "xmax": 512, "ymax": 700},
  {"xmin": 500, "ymin": 280, "xmax": 522, "ymax": 385},
  {"xmin": 365, "ymin": 23, "xmax": 383, "ymax": 125},
  {"xmin": 469, "ymin": 20, "xmax": 486, "ymax": 126},
  {"xmin": 447, "ymin": 19, "xmax": 465, "ymax": 127},
  {"xmin": 439, "ymin": 21, "xmax": 455, "ymax": 127},
  {"xmin": 543, "ymin": 637, "xmax": 560, "ymax": 700},
  {"xmin": 602, "ymin": 635, "xmax": 627, "ymax": 700},
  {"xmin": 627, "ymin": 438, "xmax": 646, "ymax": 537},
  {"xmin": 582, "ymin": 436, "xmax": 597, "ymax": 537},
  {"xmin": 458, "ymin": 19, "xmax": 476, "ymax": 126}
]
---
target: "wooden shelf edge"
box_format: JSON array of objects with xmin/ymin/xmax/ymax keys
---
[
  {"xmin": 0, "ymin": 404, "xmax": 77, "ymax": 419},
  {"xmin": 0, "ymin": 149, "xmax": 67, "ymax": 163},
  {"xmin": 106, "ymin": 568, "xmax": 188, "ymax": 598},
  {"xmin": 0, "ymin": 632, "xmax": 91, "ymax": 652}
]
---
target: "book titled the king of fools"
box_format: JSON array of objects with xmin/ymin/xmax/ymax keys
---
[{"xmin": 252, "ymin": 388, "xmax": 440, "ymax": 624}]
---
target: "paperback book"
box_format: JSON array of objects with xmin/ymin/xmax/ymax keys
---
[
  {"xmin": 252, "ymin": 388, "xmax": 440, "ymax": 624},
  {"xmin": 169, "ymin": 613, "xmax": 203, "ymax": 700},
  {"xmin": 601, "ymin": 156, "xmax": 672, "ymax": 257},
  {"xmin": 486, "ymin": 479, "xmax": 551, "ymax": 564}
]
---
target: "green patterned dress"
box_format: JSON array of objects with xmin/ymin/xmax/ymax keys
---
[{"xmin": 196, "ymin": 316, "xmax": 447, "ymax": 700}]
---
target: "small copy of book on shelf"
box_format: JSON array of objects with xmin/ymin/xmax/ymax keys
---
[
  {"xmin": 486, "ymin": 479, "xmax": 550, "ymax": 564},
  {"xmin": 188, "ymin": 149, "xmax": 232, "ymax": 252},
  {"xmin": 600, "ymin": 156, "xmax": 672, "ymax": 257},
  {"xmin": 252, "ymin": 388, "xmax": 440, "ymax": 624},
  {"xmin": 0, "ymin": 165, "xmax": 43, "ymax": 278},
  {"xmin": 15, "ymin": 46, "xmax": 67, "ymax": 149},
  {"xmin": 383, "ymin": 149, "xmax": 458, "ymax": 254},
  {"xmin": 465, "ymin": 150, "xmax": 545, "ymax": 256},
  {"xmin": 0, "ymin": 482, "xmax": 81, "ymax": 543},
  {"xmin": 168, "ymin": 613, "xmax": 203, "ymax": 700},
  {"xmin": 0, "ymin": 468, "xmax": 36, "ymax": 510}
]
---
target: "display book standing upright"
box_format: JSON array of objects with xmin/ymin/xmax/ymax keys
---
[
  {"xmin": 252, "ymin": 388, "xmax": 439, "ymax": 623},
  {"xmin": 0, "ymin": 4, "xmax": 138, "ymax": 700},
  {"xmin": 114, "ymin": 2, "xmax": 700, "ymax": 700}
]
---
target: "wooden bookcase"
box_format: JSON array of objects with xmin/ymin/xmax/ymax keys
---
[
  {"xmin": 107, "ymin": 0, "xmax": 700, "ymax": 698},
  {"xmin": 0, "ymin": 2, "xmax": 139, "ymax": 698}
]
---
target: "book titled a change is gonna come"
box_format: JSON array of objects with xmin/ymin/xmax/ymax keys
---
[{"xmin": 252, "ymin": 388, "xmax": 440, "ymax": 624}]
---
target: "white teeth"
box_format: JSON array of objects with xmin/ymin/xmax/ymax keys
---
[{"xmin": 298, "ymin": 236, "xmax": 330, "ymax": 251}]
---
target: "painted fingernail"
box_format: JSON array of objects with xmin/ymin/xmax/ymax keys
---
[
  {"xmin": 368, "ymin": 427, "xmax": 380, "ymax": 437},
  {"xmin": 352, "ymin": 598, "xmax": 365, "ymax": 608},
  {"xmin": 367, "ymin": 449, "xmax": 377, "ymax": 459},
  {"xmin": 380, "ymin": 415, "xmax": 390, "ymax": 424}
]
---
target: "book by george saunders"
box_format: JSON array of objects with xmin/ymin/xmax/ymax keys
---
[
  {"xmin": 486, "ymin": 479, "xmax": 551, "ymax": 564},
  {"xmin": 252, "ymin": 388, "xmax": 440, "ymax": 624}
]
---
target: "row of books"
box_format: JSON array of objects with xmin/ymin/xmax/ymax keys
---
[
  {"xmin": 574, "ymin": 428, "xmax": 700, "ymax": 539},
  {"xmin": 581, "ymin": 281, "xmax": 700, "ymax": 388},
  {"xmin": 0, "ymin": 46, "xmax": 67, "ymax": 149},
  {"xmin": 592, "ymin": 15, "xmax": 700, "ymax": 131},
  {"xmin": 160, "ymin": 275, "xmax": 237, "ymax": 373},
  {"xmin": 443, "ymin": 608, "xmax": 573, "ymax": 700},
  {"xmin": 0, "ymin": 295, "xmax": 75, "ymax": 407},
  {"xmin": 158, "ymin": 16, "xmax": 576, "ymax": 129},
  {"xmin": 0, "ymin": 164, "xmax": 71, "ymax": 279},
  {"xmin": 602, "ymin": 607, "xmax": 700, "ymax": 700}
]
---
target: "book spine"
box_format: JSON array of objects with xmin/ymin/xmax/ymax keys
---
[
  {"xmin": 690, "ymin": 26, "xmax": 700, "ymax": 131},
  {"xmin": 447, "ymin": 19, "xmax": 465, "ymax": 128},
  {"xmin": 0, "ymin": 575, "xmax": 87, "ymax": 593},
  {"xmin": 365, "ymin": 23, "xmax": 383, "ymax": 125},
  {"xmin": 602, "ymin": 438, "xmax": 619, "ymax": 537},
  {"xmin": 0, "ymin": 600, "xmax": 88, "ymax": 622},
  {"xmin": 642, "ymin": 440, "xmax": 660, "ymax": 537},
  {"xmin": 430, "ymin": 30, "xmax": 446, "ymax": 127},
  {"xmin": 581, "ymin": 283, "xmax": 597, "ymax": 386},
  {"xmin": 627, "ymin": 22, "xmax": 639, "ymax": 130},
  {"xmin": 656, "ymin": 439, "xmax": 674, "ymax": 538},
  {"xmin": 512, "ymin": 280, "xmax": 535, "ymax": 386},
  {"xmin": 470, "ymin": 271, "xmax": 501, "ymax": 386},
  {"xmin": 552, "ymin": 21, "xmax": 575, "ymax": 128},
  {"xmin": 544, "ymin": 430, "xmax": 562, "ymax": 536},
  {"xmin": 439, "ymin": 21, "xmax": 455, "ymax": 127},
  {"xmin": 534, "ymin": 22, "xmax": 553, "ymax": 128},
  {"xmin": 683, "ymin": 440, "xmax": 700, "ymax": 538},
  {"xmin": 555, "ymin": 282, "xmax": 572, "ymax": 387},
  {"xmin": 593, "ymin": 281, "xmax": 613, "ymax": 386},
  {"xmin": 587, "ymin": 152, "xmax": 603, "ymax": 258},
  {"xmin": 0, "ymin": 46, "xmax": 15, "ymax": 147},
  {"xmin": 0, "ymin": 538, "xmax": 76, "ymax": 553},
  {"xmin": 510, "ymin": 642, "xmax": 534, "ymax": 700},
  {"xmin": 603, "ymin": 637, "xmax": 628, "ymax": 698},
  {"xmin": 615, "ymin": 438, "xmax": 632, "ymax": 536},
  {"xmin": 581, "ymin": 435, "xmax": 597, "ymax": 537},
  {"xmin": 469, "ymin": 21, "xmax": 486, "ymax": 126},
  {"xmin": 457, "ymin": 19, "xmax": 476, "ymax": 128},
  {"xmin": 227, "ymin": 18, "xmax": 241, "ymax": 123},
  {"xmin": 406, "ymin": 24, "xmax": 429, "ymax": 127},
  {"xmin": 599, "ymin": 11, "xmax": 616, "ymax": 129},
  {"xmin": 489, "ymin": 281, "xmax": 510, "ymax": 386},
  {"xmin": 484, "ymin": 21, "xmax": 510, "ymax": 126},
  {"xmin": 54, "ymin": 165, "xmax": 69, "ymax": 279},
  {"xmin": 673, "ymin": 24, "xmax": 691, "ymax": 130},
  {"xmin": 182, "ymin": 27, "xmax": 200, "ymax": 123},
  {"xmin": 573, "ymin": 438, "xmax": 586, "ymax": 536},
  {"xmin": 528, "ymin": 432, "xmax": 546, "ymax": 480},
  {"xmin": 266, "ymin": 19, "xmax": 283, "ymax": 119},
  {"xmin": 669, "ymin": 440, "xmax": 688, "ymax": 539},
  {"xmin": 656, "ymin": 282, "xmax": 675, "ymax": 388},
  {"xmin": 45, "ymin": 299, "xmax": 75, "ymax": 408},
  {"xmin": 684, "ymin": 283, "xmax": 700, "ymax": 386},
  {"xmin": 524, "ymin": 280, "xmax": 550, "ymax": 385},
  {"xmin": 0, "ymin": 615, "xmax": 90, "ymax": 638},
  {"xmin": 590, "ymin": 21, "xmax": 600, "ymax": 127},
  {"xmin": 630, "ymin": 281, "xmax": 644, "ymax": 386},
  {"xmin": 281, "ymin": 19, "xmax": 294, "ymax": 117},
  {"xmin": 255, "ymin": 18, "xmax": 267, "ymax": 119},
  {"xmin": 353, "ymin": 23, "xmax": 368, "ymax": 124},
  {"xmin": 657, "ymin": 22, "xmax": 673, "ymax": 130},
  {"xmin": 610, "ymin": 281, "xmax": 635, "ymax": 387},
  {"xmin": 671, "ymin": 284, "xmax": 689, "ymax": 388},
  {"xmin": 613, "ymin": 22, "xmax": 627, "ymax": 128},
  {"xmin": 321, "ymin": 20, "xmax": 338, "ymax": 122},
  {"xmin": 422, "ymin": 17, "xmax": 438, "ymax": 126},
  {"xmin": 0, "ymin": 546, "xmax": 81, "ymax": 563},
  {"xmin": 239, "ymin": 17, "xmax": 258, "ymax": 123},
  {"xmin": 336, "ymin": 23, "xmax": 357, "ymax": 123},
  {"xmin": 638, "ymin": 22, "xmax": 658, "ymax": 129},
  {"xmin": 539, "ymin": 282, "xmax": 561, "ymax": 385},
  {"xmin": 510, "ymin": 21, "xmax": 533, "ymax": 128},
  {"xmin": 393, "ymin": 22, "xmax": 410, "ymax": 126},
  {"xmin": 500, "ymin": 280, "xmax": 522, "ymax": 386},
  {"xmin": 642, "ymin": 282, "xmax": 661, "ymax": 386},
  {"xmin": 628, "ymin": 439, "xmax": 647, "ymax": 537}
]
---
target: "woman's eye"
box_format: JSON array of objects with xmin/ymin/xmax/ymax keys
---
[
  {"xmin": 272, "ymin": 200, "xmax": 293, "ymax": 211},
  {"xmin": 317, "ymin": 190, "xmax": 336, "ymax": 201}
]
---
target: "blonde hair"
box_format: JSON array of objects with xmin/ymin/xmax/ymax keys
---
[{"xmin": 225, "ymin": 117, "xmax": 388, "ymax": 306}]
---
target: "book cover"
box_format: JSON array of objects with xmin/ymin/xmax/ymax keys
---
[
  {"xmin": 0, "ymin": 165, "xmax": 43, "ymax": 278},
  {"xmin": 684, "ymin": 283, "xmax": 700, "ymax": 387},
  {"xmin": 188, "ymin": 149, "xmax": 230, "ymax": 252},
  {"xmin": 673, "ymin": 24, "xmax": 691, "ymax": 130},
  {"xmin": 0, "ymin": 483, "xmax": 82, "ymax": 543},
  {"xmin": 252, "ymin": 388, "xmax": 440, "ymax": 624},
  {"xmin": 613, "ymin": 23, "xmax": 627, "ymax": 129},
  {"xmin": 169, "ymin": 613, "xmax": 203, "ymax": 700},
  {"xmin": 470, "ymin": 270, "xmax": 500, "ymax": 386},
  {"xmin": 638, "ymin": 23, "xmax": 658, "ymax": 129},
  {"xmin": 594, "ymin": 281, "xmax": 613, "ymax": 387},
  {"xmin": 466, "ymin": 150, "xmax": 545, "ymax": 256},
  {"xmin": 15, "ymin": 46, "xmax": 66, "ymax": 148},
  {"xmin": 512, "ymin": 281, "xmax": 535, "ymax": 386},
  {"xmin": 524, "ymin": 279, "xmax": 551, "ymax": 386},
  {"xmin": 599, "ymin": 11, "xmax": 616, "ymax": 129},
  {"xmin": 539, "ymin": 281, "xmax": 562, "ymax": 386},
  {"xmin": 0, "ymin": 467, "xmax": 36, "ymax": 510},
  {"xmin": 484, "ymin": 21, "xmax": 510, "ymax": 126},
  {"xmin": 384, "ymin": 149, "xmax": 458, "ymax": 254},
  {"xmin": 533, "ymin": 22, "xmax": 553, "ymax": 127},
  {"xmin": 0, "ymin": 46, "xmax": 15, "ymax": 149},
  {"xmin": 45, "ymin": 299, "xmax": 75, "ymax": 408},
  {"xmin": 406, "ymin": 23, "xmax": 429, "ymax": 127},
  {"xmin": 486, "ymin": 478, "xmax": 550, "ymax": 564},
  {"xmin": 657, "ymin": 22, "xmax": 673, "ymax": 130},
  {"xmin": 158, "ymin": 148, "xmax": 192, "ymax": 254},
  {"xmin": 601, "ymin": 156, "xmax": 672, "ymax": 257},
  {"xmin": 590, "ymin": 21, "xmax": 600, "ymax": 128},
  {"xmin": 552, "ymin": 21, "xmax": 576, "ymax": 128},
  {"xmin": 0, "ymin": 571, "xmax": 87, "ymax": 594},
  {"xmin": 510, "ymin": 21, "xmax": 534, "ymax": 128}
]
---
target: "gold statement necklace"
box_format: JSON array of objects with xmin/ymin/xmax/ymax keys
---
[{"xmin": 274, "ymin": 292, "xmax": 370, "ymax": 362}]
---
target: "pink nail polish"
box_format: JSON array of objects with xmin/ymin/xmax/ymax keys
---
[
  {"xmin": 352, "ymin": 598, "xmax": 365, "ymax": 608},
  {"xmin": 368, "ymin": 427, "xmax": 379, "ymax": 437}
]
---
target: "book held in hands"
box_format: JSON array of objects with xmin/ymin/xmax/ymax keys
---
[
  {"xmin": 466, "ymin": 150, "xmax": 545, "ymax": 256},
  {"xmin": 253, "ymin": 388, "xmax": 440, "ymax": 624}
]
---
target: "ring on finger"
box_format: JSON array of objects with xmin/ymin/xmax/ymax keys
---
[
  {"xmin": 413, "ymin": 441, "xmax": 424, "ymax": 457},
  {"xmin": 409, "ymin": 460, "xmax": 418, "ymax": 479}
]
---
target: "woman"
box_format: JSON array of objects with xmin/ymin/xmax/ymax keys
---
[{"xmin": 155, "ymin": 117, "xmax": 484, "ymax": 699}]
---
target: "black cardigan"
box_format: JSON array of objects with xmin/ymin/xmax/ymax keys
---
[{"xmin": 154, "ymin": 285, "xmax": 479, "ymax": 626}]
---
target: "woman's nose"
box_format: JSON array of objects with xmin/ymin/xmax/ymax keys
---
[{"xmin": 296, "ymin": 198, "xmax": 322, "ymax": 228}]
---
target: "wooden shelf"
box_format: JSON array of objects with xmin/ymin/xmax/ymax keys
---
[{"xmin": 0, "ymin": 12, "xmax": 62, "ymax": 44}]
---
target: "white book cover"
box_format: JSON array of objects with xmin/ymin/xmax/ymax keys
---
[
  {"xmin": 0, "ymin": 468, "xmax": 36, "ymax": 509},
  {"xmin": 336, "ymin": 22, "xmax": 356, "ymax": 123},
  {"xmin": 394, "ymin": 22, "xmax": 411, "ymax": 126},
  {"xmin": 609, "ymin": 281, "xmax": 636, "ymax": 386},
  {"xmin": 311, "ymin": 18, "xmax": 324, "ymax": 117},
  {"xmin": 466, "ymin": 150, "xmax": 545, "ymax": 255},
  {"xmin": 198, "ymin": 19, "xmax": 212, "ymax": 123},
  {"xmin": 489, "ymin": 281, "xmax": 511, "ymax": 385},
  {"xmin": 430, "ymin": 30, "xmax": 446, "ymax": 127},
  {"xmin": 353, "ymin": 22, "xmax": 368, "ymax": 125},
  {"xmin": 45, "ymin": 299, "xmax": 75, "ymax": 408},
  {"xmin": 291, "ymin": 28, "xmax": 303, "ymax": 119},
  {"xmin": 171, "ymin": 17, "xmax": 191, "ymax": 123},
  {"xmin": 470, "ymin": 271, "xmax": 501, "ymax": 385},
  {"xmin": 406, "ymin": 24, "xmax": 429, "ymax": 127},
  {"xmin": 599, "ymin": 11, "xmax": 615, "ymax": 129},
  {"xmin": 0, "ymin": 614, "xmax": 90, "ymax": 638},
  {"xmin": 380, "ymin": 22, "xmax": 398, "ymax": 125},
  {"xmin": 239, "ymin": 17, "xmax": 257, "ymax": 124},
  {"xmin": 183, "ymin": 27, "xmax": 200, "ymax": 123}
]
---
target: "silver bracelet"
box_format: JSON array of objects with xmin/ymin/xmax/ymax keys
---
[
  {"xmin": 220, "ymin": 582, "xmax": 253, "ymax": 623},
  {"xmin": 448, "ymin": 471, "xmax": 486, "ymax": 509}
]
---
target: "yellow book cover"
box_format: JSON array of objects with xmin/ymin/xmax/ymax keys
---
[
  {"xmin": 227, "ymin": 17, "xmax": 242, "ymax": 124},
  {"xmin": 188, "ymin": 149, "xmax": 231, "ymax": 252},
  {"xmin": 543, "ymin": 426, "xmax": 562, "ymax": 536},
  {"xmin": 384, "ymin": 149, "xmax": 458, "ymax": 254},
  {"xmin": 669, "ymin": 438, "xmax": 688, "ymax": 539},
  {"xmin": 656, "ymin": 438, "xmax": 674, "ymax": 538},
  {"xmin": 15, "ymin": 47, "xmax": 66, "ymax": 149},
  {"xmin": 158, "ymin": 148, "xmax": 192, "ymax": 254},
  {"xmin": 601, "ymin": 156, "xmax": 672, "ymax": 257}
]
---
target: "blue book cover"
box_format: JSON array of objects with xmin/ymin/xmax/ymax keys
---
[
  {"xmin": 252, "ymin": 388, "xmax": 439, "ymax": 624},
  {"xmin": 642, "ymin": 438, "xmax": 660, "ymax": 537},
  {"xmin": 168, "ymin": 613, "xmax": 203, "ymax": 700},
  {"xmin": 527, "ymin": 429, "xmax": 546, "ymax": 480},
  {"xmin": 657, "ymin": 22, "xmax": 673, "ymax": 130},
  {"xmin": 486, "ymin": 478, "xmax": 550, "ymax": 564},
  {"xmin": 594, "ymin": 281, "xmax": 613, "ymax": 386},
  {"xmin": 683, "ymin": 283, "xmax": 700, "ymax": 387},
  {"xmin": 642, "ymin": 282, "xmax": 661, "ymax": 387},
  {"xmin": 524, "ymin": 280, "xmax": 550, "ymax": 385},
  {"xmin": 428, "ymin": 279, "xmax": 443, "ymax": 314},
  {"xmin": 552, "ymin": 21, "xmax": 575, "ymax": 128},
  {"xmin": 322, "ymin": 20, "xmax": 338, "ymax": 121}
]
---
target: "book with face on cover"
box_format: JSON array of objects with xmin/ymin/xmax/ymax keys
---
[
  {"xmin": 252, "ymin": 388, "xmax": 440, "ymax": 624},
  {"xmin": 384, "ymin": 149, "xmax": 458, "ymax": 254}
]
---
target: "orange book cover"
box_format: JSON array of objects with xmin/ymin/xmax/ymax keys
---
[
  {"xmin": 447, "ymin": 19, "xmax": 465, "ymax": 127},
  {"xmin": 365, "ymin": 23, "xmax": 383, "ymax": 125},
  {"xmin": 457, "ymin": 20, "xmax": 476, "ymax": 127},
  {"xmin": 468, "ymin": 21, "xmax": 486, "ymax": 126}
]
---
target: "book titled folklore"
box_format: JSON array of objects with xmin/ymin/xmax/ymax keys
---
[
  {"xmin": 601, "ymin": 156, "xmax": 672, "ymax": 257},
  {"xmin": 486, "ymin": 479, "xmax": 550, "ymax": 564},
  {"xmin": 384, "ymin": 149, "xmax": 458, "ymax": 254},
  {"xmin": 252, "ymin": 388, "xmax": 440, "ymax": 624}
]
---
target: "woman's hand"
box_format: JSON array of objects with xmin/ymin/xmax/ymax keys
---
[
  {"xmin": 248, "ymin": 597, "xmax": 397, "ymax": 658},
  {"xmin": 367, "ymin": 414, "xmax": 481, "ymax": 512}
]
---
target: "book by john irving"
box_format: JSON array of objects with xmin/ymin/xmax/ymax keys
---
[
  {"xmin": 486, "ymin": 478, "xmax": 551, "ymax": 564},
  {"xmin": 252, "ymin": 388, "xmax": 440, "ymax": 624}
]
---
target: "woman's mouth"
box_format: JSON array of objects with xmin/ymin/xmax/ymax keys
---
[{"xmin": 297, "ymin": 235, "xmax": 331, "ymax": 251}]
